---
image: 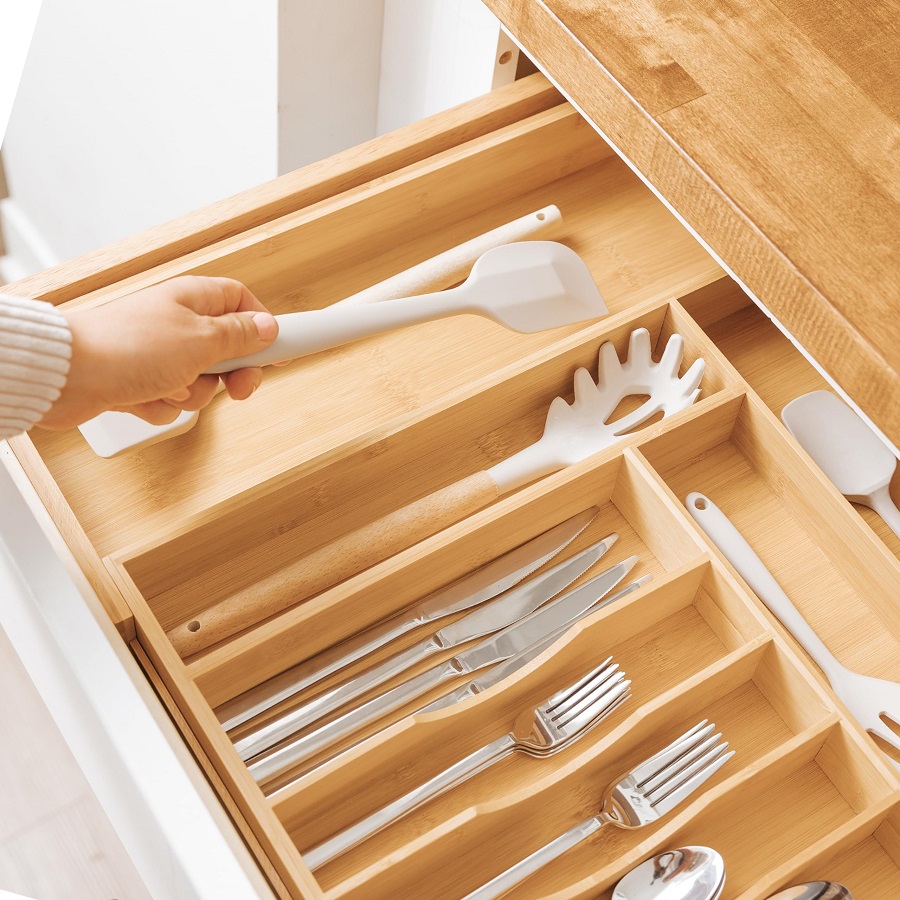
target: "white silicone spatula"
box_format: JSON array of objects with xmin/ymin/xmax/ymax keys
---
[
  {"xmin": 205, "ymin": 241, "xmax": 606, "ymax": 373},
  {"xmin": 781, "ymin": 390, "xmax": 900, "ymax": 540}
]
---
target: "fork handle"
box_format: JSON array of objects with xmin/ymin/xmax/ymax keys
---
[
  {"xmin": 304, "ymin": 734, "xmax": 514, "ymax": 869},
  {"xmin": 463, "ymin": 816, "xmax": 604, "ymax": 899}
]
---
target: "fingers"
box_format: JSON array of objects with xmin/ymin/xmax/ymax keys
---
[{"xmin": 221, "ymin": 367, "xmax": 263, "ymax": 401}]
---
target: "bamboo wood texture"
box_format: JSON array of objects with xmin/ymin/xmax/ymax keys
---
[
  {"xmin": 7, "ymin": 66, "xmax": 900, "ymax": 900},
  {"xmin": 483, "ymin": 0, "xmax": 900, "ymax": 451},
  {"xmin": 167, "ymin": 471, "xmax": 500, "ymax": 656}
]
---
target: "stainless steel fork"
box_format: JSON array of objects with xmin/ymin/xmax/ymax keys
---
[
  {"xmin": 464, "ymin": 720, "xmax": 733, "ymax": 900},
  {"xmin": 303, "ymin": 657, "xmax": 630, "ymax": 869}
]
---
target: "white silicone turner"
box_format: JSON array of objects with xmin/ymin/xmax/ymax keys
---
[
  {"xmin": 781, "ymin": 390, "xmax": 900, "ymax": 540},
  {"xmin": 76, "ymin": 206, "xmax": 562, "ymax": 458},
  {"xmin": 205, "ymin": 241, "xmax": 606, "ymax": 373},
  {"xmin": 687, "ymin": 491, "xmax": 900, "ymax": 766}
]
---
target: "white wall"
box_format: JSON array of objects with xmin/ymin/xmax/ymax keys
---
[
  {"xmin": 0, "ymin": 0, "xmax": 512, "ymax": 276},
  {"xmin": 378, "ymin": 0, "xmax": 517, "ymax": 135},
  {"xmin": 2, "ymin": 0, "xmax": 280, "ymax": 266},
  {"xmin": 277, "ymin": 0, "xmax": 384, "ymax": 173}
]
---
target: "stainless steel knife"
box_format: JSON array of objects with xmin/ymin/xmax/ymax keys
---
[
  {"xmin": 418, "ymin": 574, "xmax": 653, "ymax": 713},
  {"xmin": 247, "ymin": 554, "xmax": 637, "ymax": 784},
  {"xmin": 235, "ymin": 532, "xmax": 617, "ymax": 761},
  {"xmin": 218, "ymin": 507, "xmax": 600, "ymax": 733}
]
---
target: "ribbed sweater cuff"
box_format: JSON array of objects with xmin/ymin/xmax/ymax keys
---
[{"xmin": 0, "ymin": 293, "xmax": 72, "ymax": 439}]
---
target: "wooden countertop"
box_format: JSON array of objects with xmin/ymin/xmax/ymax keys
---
[{"xmin": 485, "ymin": 0, "xmax": 900, "ymax": 447}]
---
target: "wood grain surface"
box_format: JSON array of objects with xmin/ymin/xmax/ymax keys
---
[{"xmin": 483, "ymin": 0, "xmax": 900, "ymax": 448}]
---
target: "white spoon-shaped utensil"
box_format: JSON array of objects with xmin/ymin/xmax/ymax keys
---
[{"xmin": 782, "ymin": 390, "xmax": 900, "ymax": 540}]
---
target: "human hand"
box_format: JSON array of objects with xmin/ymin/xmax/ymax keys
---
[{"xmin": 40, "ymin": 275, "xmax": 279, "ymax": 430}]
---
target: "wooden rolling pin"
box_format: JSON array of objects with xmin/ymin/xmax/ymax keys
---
[{"xmin": 167, "ymin": 207, "xmax": 563, "ymax": 657}]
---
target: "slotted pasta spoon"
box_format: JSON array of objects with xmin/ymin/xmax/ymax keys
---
[{"xmin": 170, "ymin": 328, "xmax": 705, "ymax": 656}]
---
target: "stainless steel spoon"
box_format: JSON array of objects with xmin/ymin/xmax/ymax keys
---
[
  {"xmin": 767, "ymin": 884, "xmax": 853, "ymax": 900},
  {"xmin": 612, "ymin": 846, "xmax": 725, "ymax": 900}
]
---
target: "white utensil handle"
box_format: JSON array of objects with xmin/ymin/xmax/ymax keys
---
[
  {"xmin": 206, "ymin": 288, "xmax": 469, "ymax": 373},
  {"xmin": 685, "ymin": 493, "xmax": 843, "ymax": 680},
  {"xmin": 335, "ymin": 206, "xmax": 561, "ymax": 306},
  {"xmin": 870, "ymin": 485, "xmax": 900, "ymax": 541},
  {"xmin": 463, "ymin": 817, "xmax": 603, "ymax": 899},
  {"xmin": 304, "ymin": 734, "xmax": 514, "ymax": 869}
]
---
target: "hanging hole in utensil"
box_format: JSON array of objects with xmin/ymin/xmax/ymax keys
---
[
  {"xmin": 693, "ymin": 497, "xmax": 708, "ymax": 510},
  {"xmin": 498, "ymin": 50, "xmax": 513, "ymax": 65},
  {"xmin": 536, "ymin": 212, "xmax": 546, "ymax": 221},
  {"xmin": 187, "ymin": 620, "xmax": 202, "ymax": 633}
]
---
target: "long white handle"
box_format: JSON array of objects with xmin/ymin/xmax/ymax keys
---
[
  {"xmin": 869, "ymin": 485, "xmax": 900, "ymax": 541},
  {"xmin": 686, "ymin": 492, "xmax": 844, "ymax": 681},
  {"xmin": 206, "ymin": 286, "xmax": 471, "ymax": 373},
  {"xmin": 335, "ymin": 206, "xmax": 561, "ymax": 306}
]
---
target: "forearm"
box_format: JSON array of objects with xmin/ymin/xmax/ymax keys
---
[{"xmin": 0, "ymin": 293, "xmax": 72, "ymax": 440}]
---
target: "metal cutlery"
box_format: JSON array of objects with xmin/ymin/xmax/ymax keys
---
[
  {"xmin": 612, "ymin": 846, "xmax": 726, "ymax": 900},
  {"xmin": 767, "ymin": 884, "xmax": 853, "ymax": 900},
  {"xmin": 463, "ymin": 720, "xmax": 733, "ymax": 900},
  {"xmin": 419, "ymin": 575, "xmax": 651, "ymax": 714},
  {"xmin": 235, "ymin": 533, "xmax": 616, "ymax": 761},
  {"xmin": 247, "ymin": 555, "xmax": 638, "ymax": 784},
  {"xmin": 219, "ymin": 508, "xmax": 600, "ymax": 733},
  {"xmin": 687, "ymin": 491, "xmax": 900, "ymax": 763},
  {"xmin": 303, "ymin": 656, "xmax": 630, "ymax": 868}
]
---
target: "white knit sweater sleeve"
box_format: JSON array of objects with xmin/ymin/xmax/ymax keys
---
[{"xmin": 0, "ymin": 293, "xmax": 72, "ymax": 440}]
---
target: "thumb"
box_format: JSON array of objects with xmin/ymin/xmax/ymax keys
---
[{"xmin": 205, "ymin": 310, "xmax": 278, "ymax": 361}]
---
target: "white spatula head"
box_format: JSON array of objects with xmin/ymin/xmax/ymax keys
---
[
  {"xmin": 462, "ymin": 241, "xmax": 607, "ymax": 332},
  {"xmin": 781, "ymin": 390, "xmax": 896, "ymax": 499}
]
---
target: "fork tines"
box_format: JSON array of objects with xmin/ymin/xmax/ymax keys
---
[
  {"xmin": 634, "ymin": 720, "xmax": 733, "ymax": 816},
  {"xmin": 548, "ymin": 659, "xmax": 632, "ymax": 736}
]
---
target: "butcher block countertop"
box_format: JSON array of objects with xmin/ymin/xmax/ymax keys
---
[{"xmin": 483, "ymin": 0, "xmax": 900, "ymax": 447}]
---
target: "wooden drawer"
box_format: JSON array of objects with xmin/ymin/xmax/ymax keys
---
[{"xmin": 6, "ymin": 73, "xmax": 900, "ymax": 899}]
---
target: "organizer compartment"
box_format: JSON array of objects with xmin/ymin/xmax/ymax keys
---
[
  {"xmin": 320, "ymin": 640, "xmax": 837, "ymax": 899},
  {"xmin": 636, "ymin": 390, "xmax": 900, "ymax": 693},
  {"xmin": 680, "ymin": 277, "xmax": 900, "ymax": 560},
  {"xmin": 270, "ymin": 558, "xmax": 769, "ymax": 871}
]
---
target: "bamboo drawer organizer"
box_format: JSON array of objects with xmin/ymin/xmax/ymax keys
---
[{"xmin": 8, "ymin": 76, "xmax": 900, "ymax": 899}]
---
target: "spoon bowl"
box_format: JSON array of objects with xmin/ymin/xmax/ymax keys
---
[{"xmin": 612, "ymin": 846, "xmax": 725, "ymax": 900}]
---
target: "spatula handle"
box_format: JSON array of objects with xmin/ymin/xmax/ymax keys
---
[
  {"xmin": 686, "ymin": 492, "xmax": 843, "ymax": 681},
  {"xmin": 205, "ymin": 289, "xmax": 468, "ymax": 373},
  {"xmin": 167, "ymin": 470, "xmax": 501, "ymax": 657},
  {"xmin": 870, "ymin": 485, "xmax": 900, "ymax": 541}
]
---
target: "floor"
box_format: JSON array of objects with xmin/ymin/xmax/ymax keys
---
[{"xmin": 0, "ymin": 625, "xmax": 151, "ymax": 900}]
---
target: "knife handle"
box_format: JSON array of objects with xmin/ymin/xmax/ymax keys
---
[
  {"xmin": 247, "ymin": 659, "xmax": 462, "ymax": 784},
  {"xmin": 219, "ymin": 610, "xmax": 418, "ymax": 732},
  {"xmin": 304, "ymin": 734, "xmax": 514, "ymax": 868},
  {"xmin": 235, "ymin": 635, "xmax": 438, "ymax": 761},
  {"xmin": 167, "ymin": 471, "xmax": 501, "ymax": 658}
]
